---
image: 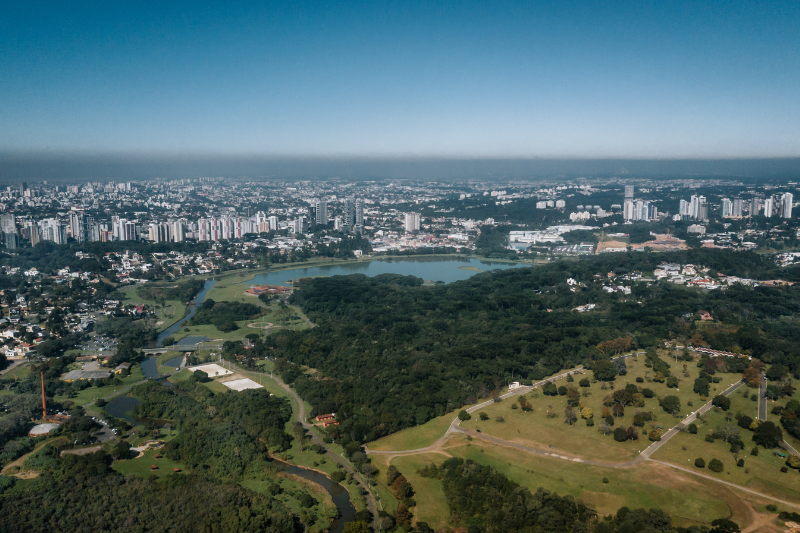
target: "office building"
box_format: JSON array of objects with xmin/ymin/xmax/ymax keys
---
[{"xmin": 764, "ymin": 197, "xmax": 774, "ymax": 218}]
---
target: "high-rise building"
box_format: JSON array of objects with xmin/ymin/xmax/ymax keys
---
[
  {"xmin": 679, "ymin": 199, "xmax": 689, "ymax": 217},
  {"xmin": 343, "ymin": 197, "xmax": 356, "ymax": 226},
  {"xmin": 291, "ymin": 216, "xmax": 308, "ymax": 235},
  {"xmin": 0, "ymin": 213, "xmax": 15, "ymax": 234},
  {"xmin": 624, "ymin": 185, "xmax": 634, "ymax": 199},
  {"xmin": 623, "ymin": 199, "xmax": 635, "ymax": 221},
  {"xmin": 4, "ymin": 232, "xmax": 18, "ymax": 249},
  {"xmin": 355, "ymin": 198, "xmax": 365, "ymax": 226},
  {"xmin": 732, "ymin": 198, "xmax": 744, "ymax": 217},
  {"xmin": 782, "ymin": 193, "xmax": 793, "ymax": 218},
  {"xmin": 764, "ymin": 197, "xmax": 774, "ymax": 218},
  {"xmin": 404, "ymin": 212, "xmax": 420, "ymax": 232},
  {"xmin": 313, "ymin": 198, "xmax": 328, "ymax": 226},
  {"xmin": 255, "ymin": 211, "xmax": 269, "ymax": 233},
  {"xmin": 40, "ymin": 219, "xmax": 67, "ymax": 244},
  {"xmin": 268, "ymin": 216, "xmax": 279, "ymax": 232},
  {"xmin": 123, "ymin": 221, "xmax": 137, "ymax": 241},
  {"xmin": 170, "ymin": 220, "xmax": 185, "ymax": 242},
  {"xmin": 750, "ymin": 197, "xmax": 762, "ymax": 216},
  {"xmin": 721, "ymin": 198, "xmax": 733, "ymax": 218}
]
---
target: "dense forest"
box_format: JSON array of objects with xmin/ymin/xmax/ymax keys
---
[
  {"xmin": 0, "ymin": 370, "xmax": 306, "ymax": 532},
  {"xmin": 0, "ymin": 450, "xmax": 297, "ymax": 533},
  {"xmin": 190, "ymin": 299, "xmax": 264, "ymax": 331},
  {"xmin": 418, "ymin": 458, "xmax": 737, "ymax": 533},
  {"xmin": 131, "ymin": 380, "xmax": 294, "ymax": 477},
  {"xmin": 266, "ymin": 250, "xmax": 800, "ymax": 444}
]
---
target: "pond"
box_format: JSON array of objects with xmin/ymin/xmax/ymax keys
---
[
  {"xmin": 156, "ymin": 279, "xmax": 217, "ymax": 347},
  {"xmin": 246, "ymin": 256, "xmax": 524, "ymax": 287},
  {"xmin": 104, "ymin": 395, "xmax": 140, "ymax": 424},
  {"xmin": 272, "ymin": 460, "xmax": 355, "ymax": 533}
]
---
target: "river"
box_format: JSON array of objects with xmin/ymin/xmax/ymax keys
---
[
  {"xmin": 246, "ymin": 256, "xmax": 524, "ymax": 287},
  {"xmin": 155, "ymin": 279, "xmax": 217, "ymax": 347},
  {"xmin": 272, "ymin": 460, "xmax": 355, "ymax": 533}
]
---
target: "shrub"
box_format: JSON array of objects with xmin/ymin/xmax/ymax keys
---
[
  {"xmin": 786, "ymin": 455, "xmax": 800, "ymax": 469},
  {"xmin": 585, "ymin": 417, "xmax": 594, "ymax": 427},
  {"xmin": 648, "ymin": 429, "xmax": 662, "ymax": 441},
  {"xmin": 737, "ymin": 459, "xmax": 744, "ymax": 467},
  {"xmin": 781, "ymin": 466, "xmax": 789, "ymax": 473},
  {"xmin": 478, "ymin": 412, "xmax": 489, "ymax": 421},
  {"xmin": 642, "ymin": 388, "xmax": 654, "ymax": 398},
  {"xmin": 636, "ymin": 377, "xmax": 644, "ymax": 383},
  {"xmin": 705, "ymin": 434, "xmax": 715, "ymax": 443},
  {"xmin": 695, "ymin": 458, "xmax": 705, "ymax": 468},
  {"xmin": 708, "ymin": 459, "xmax": 724, "ymax": 473},
  {"xmin": 579, "ymin": 378, "xmax": 590, "ymax": 387},
  {"xmin": 737, "ymin": 415, "xmax": 754, "ymax": 430},
  {"xmin": 687, "ymin": 423, "xmax": 698, "ymax": 434},
  {"xmin": 602, "ymin": 477, "xmax": 609, "ymax": 484},
  {"xmin": 766, "ymin": 504, "xmax": 777, "ymax": 512},
  {"xmin": 558, "ymin": 386, "xmax": 567, "ymax": 396}
]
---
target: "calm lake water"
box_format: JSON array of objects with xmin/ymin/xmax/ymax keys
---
[{"xmin": 246, "ymin": 257, "xmax": 524, "ymax": 287}]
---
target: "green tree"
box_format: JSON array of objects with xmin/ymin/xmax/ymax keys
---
[
  {"xmin": 458, "ymin": 410, "xmax": 471, "ymax": 421},
  {"xmin": 708, "ymin": 458, "xmax": 724, "ymax": 473}
]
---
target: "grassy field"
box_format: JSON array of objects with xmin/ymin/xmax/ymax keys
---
[
  {"xmin": 112, "ymin": 448, "xmax": 185, "ymax": 479},
  {"xmin": 54, "ymin": 366, "xmax": 145, "ymax": 406},
  {"xmin": 368, "ymin": 412, "xmax": 455, "ymax": 451},
  {"xmin": 651, "ymin": 383, "xmax": 800, "ymax": 504},
  {"xmin": 441, "ymin": 437, "xmax": 763, "ymax": 529},
  {"xmin": 371, "ymin": 452, "xmax": 452, "ymax": 530},
  {"xmin": 121, "ymin": 285, "xmax": 187, "ymax": 333},
  {"xmin": 459, "ymin": 352, "xmax": 740, "ymax": 462},
  {"xmin": 155, "ymin": 351, "xmax": 184, "ymax": 374},
  {"xmin": 0, "ymin": 364, "xmax": 30, "ymax": 382}
]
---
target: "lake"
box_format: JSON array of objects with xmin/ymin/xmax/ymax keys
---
[{"xmin": 246, "ymin": 256, "xmax": 525, "ymax": 287}]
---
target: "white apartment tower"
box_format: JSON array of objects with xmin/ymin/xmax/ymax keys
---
[{"xmin": 404, "ymin": 212, "xmax": 421, "ymax": 232}]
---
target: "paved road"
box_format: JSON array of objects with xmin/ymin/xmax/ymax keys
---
[
  {"xmin": 222, "ymin": 361, "xmax": 377, "ymax": 528},
  {"xmin": 783, "ymin": 440, "xmax": 800, "ymax": 458},
  {"xmin": 758, "ymin": 374, "xmax": 767, "ymax": 422},
  {"xmin": 0, "ymin": 360, "xmax": 26, "ymax": 376}
]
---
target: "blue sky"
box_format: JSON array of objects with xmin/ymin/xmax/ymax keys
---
[{"xmin": 1, "ymin": 1, "xmax": 798, "ymax": 157}]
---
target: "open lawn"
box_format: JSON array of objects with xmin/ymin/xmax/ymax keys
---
[
  {"xmin": 651, "ymin": 383, "xmax": 800, "ymax": 505},
  {"xmin": 0, "ymin": 364, "xmax": 30, "ymax": 381},
  {"xmin": 441, "ymin": 437, "xmax": 764, "ymax": 529},
  {"xmin": 112, "ymin": 448, "xmax": 185, "ymax": 479},
  {"xmin": 54, "ymin": 366, "xmax": 145, "ymax": 406},
  {"xmin": 368, "ymin": 412, "xmax": 455, "ymax": 452},
  {"xmin": 460, "ymin": 352, "xmax": 740, "ymax": 462},
  {"xmin": 373, "ymin": 452, "xmax": 452, "ymax": 530}
]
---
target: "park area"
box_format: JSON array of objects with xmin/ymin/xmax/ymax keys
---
[
  {"xmin": 459, "ymin": 351, "xmax": 741, "ymax": 462},
  {"xmin": 651, "ymin": 381, "xmax": 800, "ymax": 503}
]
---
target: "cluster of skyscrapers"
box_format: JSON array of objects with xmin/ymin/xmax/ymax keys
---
[{"xmin": 622, "ymin": 186, "xmax": 657, "ymax": 222}]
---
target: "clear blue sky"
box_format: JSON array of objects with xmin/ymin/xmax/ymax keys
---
[{"xmin": 1, "ymin": 1, "xmax": 798, "ymax": 157}]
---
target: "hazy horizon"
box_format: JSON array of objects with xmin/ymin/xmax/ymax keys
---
[{"xmin": 2, "ymin": 152, "xmax": 800, "ymax": 182}]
